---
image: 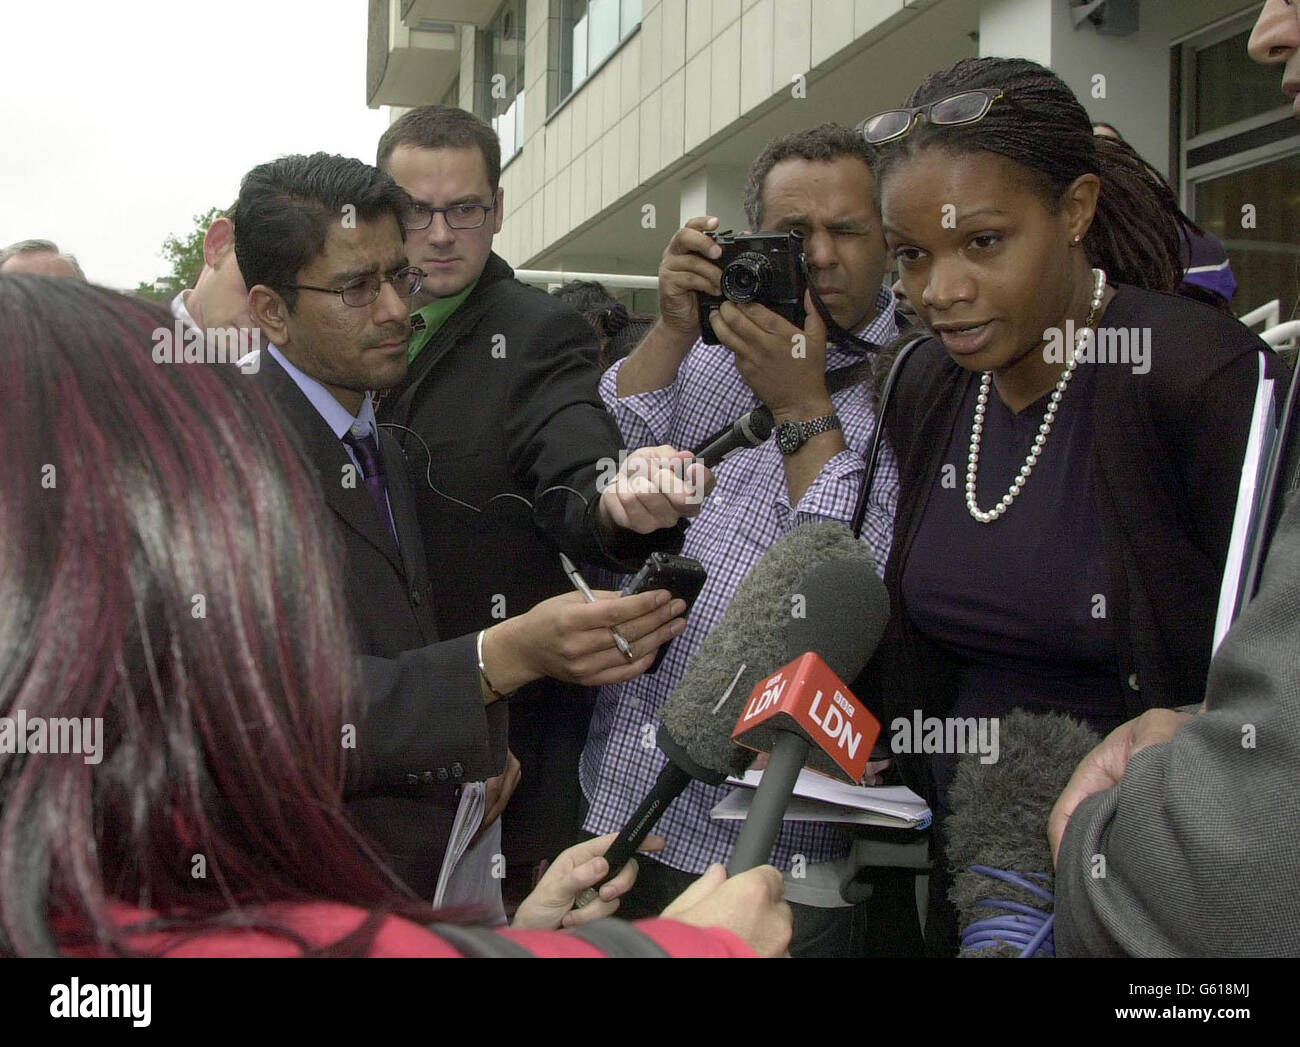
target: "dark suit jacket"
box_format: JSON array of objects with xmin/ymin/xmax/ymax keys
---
[
  {"xmin": 378, "ymin": 252, "xmax": 682, "ymax": 863},
  {"xmin": 255, "ymin": 349, "xmax": 507, "ymax": 899},
  {"xmin": 1057, "ymin": 458, "xmax": 1300, "ymax": 956}
]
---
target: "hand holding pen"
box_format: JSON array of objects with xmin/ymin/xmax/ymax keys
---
[{"xmin": 559, "ymin": 553, "xmax": 636, "ymax": 660}]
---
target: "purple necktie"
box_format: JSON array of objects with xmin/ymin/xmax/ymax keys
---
[{"xmin": 343, "ymin": 429, "xmax": 397, "ymax": 543}]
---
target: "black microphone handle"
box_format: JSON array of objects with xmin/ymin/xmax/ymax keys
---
[
  {"xmin": 695, "ymin": 407, "xmax": 774, "ymax": 468},
  {"xmin": 574, "ymin": 759, "xmax": 694, "ymax": 908},
  {"xmin": 727, "ymin": 731, "xmax": 810, "ymax": 875}
]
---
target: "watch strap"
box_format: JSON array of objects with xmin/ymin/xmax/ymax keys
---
[
  {"xmin": 778, "ymin": 411, "xmax": 842, "ymax": 454},
  {"xmin": 798, "ymin": 413, "xmax": 843, "ymax": 440}
]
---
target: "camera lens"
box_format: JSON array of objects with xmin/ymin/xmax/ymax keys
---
[{"xmin": 722, "ymin": 253, "xmax": 770, "ymax": 303}]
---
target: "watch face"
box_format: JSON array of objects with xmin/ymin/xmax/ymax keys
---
[{"xmin": 776, "ymin": 420, "xmax": 802, "ymax": 454}]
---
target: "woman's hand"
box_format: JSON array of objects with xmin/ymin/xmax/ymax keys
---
[{"xmin": 510, "ymin": 833, "xmax": 666, "ymax": 930}]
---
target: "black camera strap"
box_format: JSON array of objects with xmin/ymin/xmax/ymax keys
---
[
  {"xmin": 798, "ymin": 255, "xmax": 883, "ymax": 355},
  {"xmin": 849, "ymin": 332, "xmax": 931, "ymax": 539}
]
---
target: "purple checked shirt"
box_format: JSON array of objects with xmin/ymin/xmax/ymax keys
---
[{"xmin": 580, "ymin": 289, "xmax": 900, "ymax": 876}]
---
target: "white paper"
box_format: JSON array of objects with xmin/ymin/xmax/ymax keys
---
[
  {"xmin": 716, "ymin": 767, "xmax": 931, "ymax": 828},
  {"xmin": 711, "ymin": 788, "xmax": 931, "ymax": 829},
  {"xmin": 432, "ymin": 782, "xmax": 506, "ymax": 924},
  {"xmin": 1214, "ymin": 354, "xmax": 1276, "ymax": 654}
]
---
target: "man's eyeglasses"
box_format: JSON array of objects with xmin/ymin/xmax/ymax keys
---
[
  {"xmin": 858, "ymin": 89, "xmax": 1005, "ymax": 145},
  {"xmin": 288, "ymin": 265, "xmax": 426, "ymax": 308},
  {"xmin": 403, "ymin": 202, "xmax": 495, "ymax": 231}
]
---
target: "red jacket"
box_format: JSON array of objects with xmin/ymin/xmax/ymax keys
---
[{"xmin": 64, "ymin": 902, "xmax": 756, "ymax": 958}]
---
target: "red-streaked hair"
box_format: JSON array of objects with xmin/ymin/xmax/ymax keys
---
[{"xmin": 0, "ymin": 275, "xmax": 434, "ymax": 956}]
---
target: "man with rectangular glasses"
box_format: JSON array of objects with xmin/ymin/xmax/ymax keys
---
[
  {"xmin": 234, "ymin": 152, "xmax": 688, "ymax": 902},
  {"xmin": 375, "ymin": 108, "xmax": 703, "ymax": 911}
]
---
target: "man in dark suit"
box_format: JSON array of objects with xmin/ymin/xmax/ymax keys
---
[
  {"xmin": 235, "ymin": 153, "xmax": 691, "ymax": 900},
  {"xmin": 376, "ymin": 109, "xmax": 711, "ymax": 907}
]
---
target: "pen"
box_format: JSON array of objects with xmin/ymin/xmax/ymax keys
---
[{"xmin": 558, "ymin": 552, "xmax": 635, "ymax": 661}]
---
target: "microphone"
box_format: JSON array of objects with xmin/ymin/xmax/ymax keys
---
[
  {"xmin": 577, "ymin": 522, "xmax": 881, "ymax": 904},
  {"xmin": 944, "ymin": 709, "xmax": 1099, "ymax": 957},
  {"xmin": 725, "ymin": 553, "xmax": 889, "ymax": 874},
  {"xmin": 692, "ymin": 406, "xmax": 774, "ymax": 469}
]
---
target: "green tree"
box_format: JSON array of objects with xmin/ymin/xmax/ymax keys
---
[{"xmin": 133, "ymin": 206, "xmax": 224, "ymax": 301}]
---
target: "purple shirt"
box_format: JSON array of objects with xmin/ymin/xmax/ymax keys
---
[{"xmin": 580, "ymin": 290, "xmax": 900, "ymax": 875}]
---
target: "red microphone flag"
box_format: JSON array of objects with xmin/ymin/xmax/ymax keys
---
[{"xmin": 731, "ymin": 652, "xmax": 881, "ymax": 784}]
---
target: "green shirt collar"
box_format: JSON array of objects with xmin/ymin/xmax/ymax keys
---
[{"xmin": 408, "ymin": 277, "xmax": 478, "ymax": 363}]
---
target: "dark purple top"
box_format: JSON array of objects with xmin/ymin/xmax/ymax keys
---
[{"xmin": 901, "ymin": 359, "xmax": 1128, "ymax": 798}]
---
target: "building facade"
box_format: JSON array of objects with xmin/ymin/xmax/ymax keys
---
[{"xmin": 367, "ymin": 0, "xmax": 1298, "ymax": 321}]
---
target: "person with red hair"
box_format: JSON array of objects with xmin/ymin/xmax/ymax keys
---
[{"xmin": 0, "ymin": 274, "xmax": 790, "ymax": 958}]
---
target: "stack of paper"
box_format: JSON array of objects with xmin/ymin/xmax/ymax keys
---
[
  {"xmin": 433, "ymin": 782, "xmax": 506, "ymax": 924},
  {"xmin": 1214, "ymin": 353, "xmax": 1279, "ymax": 654},
  {"xmin": 711, "ymin": 768, "xmax": 931, "ymax": 830}
]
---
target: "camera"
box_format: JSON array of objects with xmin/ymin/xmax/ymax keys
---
[{"xmin": 697, "ymin": 230, "xmax": 807, "ymax": 345}]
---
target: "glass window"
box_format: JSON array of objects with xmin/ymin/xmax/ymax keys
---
[
  {"xmin": 482, "ymin": 0, "xmax": 526, "ymax": 164},
  {"xmin": 1180, "ymin": 11, "xmax": 1299, "ymax": 327},
  {"xmin": 1191, "ymin": 28, "xmax": 1289, "ymax": 137},
  {"xmin": 555, "ymin": 0, "xmax": 641, "ymax": 110},
  {"xmin": 1193, "ymin": 154, "xmax": 1300, "ymax": 324}
]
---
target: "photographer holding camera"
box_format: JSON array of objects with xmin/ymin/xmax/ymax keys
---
[{"xmin": 580, "ymin": 124, "xmax": 900, "ymax": 957}]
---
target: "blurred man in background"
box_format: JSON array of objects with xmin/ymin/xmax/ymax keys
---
[
  {"xmin": 0, "ymin": 238, "xmax": 84, "ymax": 279},
  {"xmin": 171, "ymin": 205, "xmax": 254, "ymax": 336}
]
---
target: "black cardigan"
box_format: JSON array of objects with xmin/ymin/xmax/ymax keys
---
[{"xmin": 867, "ymin": 283, "xmax": 1284, "ymax": 806}]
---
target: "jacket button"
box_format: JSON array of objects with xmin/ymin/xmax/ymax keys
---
[
  {"xmin": 1128, "ymin": 673, "xmax": 1140, "ymax": 692},
  {"xmin": 410, "ymin": 587, "xmax": 421, "ymax": 606},
  {"xmin": 421, "ymin": 770, "xmax": 435, "ymax": 784},
  {"xmin": 436, "ymin": 767, "xmax": 450, "ymax": 782},
  {"xmin": 450, "ymin": 762, "xmax": 464, "ymax": 779}
]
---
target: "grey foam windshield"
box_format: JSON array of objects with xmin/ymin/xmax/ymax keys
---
[
  {"xmin": 658, "ymin": 522, "xmax": 885, "ymax": 779},
  {"xmin": 945, "ymin": 708, "xmax": 1099, "ymax": 944}
]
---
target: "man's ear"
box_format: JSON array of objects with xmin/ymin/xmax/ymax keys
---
[
  {"xmin": 203, "ymin": 217, "xmax": 236, "ymax": 268},
  {"xmin": 492, "ymin": 186, "xmax": 505, "ymax": 234},
  {"xmin": 248, "ymin": 285, "xmax": 290, "ymax": 346}
]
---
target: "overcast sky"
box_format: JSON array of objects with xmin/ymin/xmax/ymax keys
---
[{"xmin": 0, "ymin": 1, "xmax": 392, "ymax": 289}]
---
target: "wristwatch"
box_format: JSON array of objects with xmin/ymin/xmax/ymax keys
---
[{"xmin": 775, "ymin": 412, "xmax": 842, "ymax": 455}]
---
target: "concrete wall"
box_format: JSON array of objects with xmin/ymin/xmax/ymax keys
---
[
  {"xmin": 408, "ymin": 0, "xmax": 1261, "ymax": 271},
  {"xmin": 980, "ymin": 0, "xmax": 1260, "ymax": 179}
]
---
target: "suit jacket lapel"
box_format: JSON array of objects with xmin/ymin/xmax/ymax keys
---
[{"xmin": 255, "ymin": 351, "xmax": 407, "ymax": 578}]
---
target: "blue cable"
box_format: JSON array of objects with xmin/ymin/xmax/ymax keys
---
[{"xmin": 960, "ymin": 865, "xmax": 1055, "ymax": 957}]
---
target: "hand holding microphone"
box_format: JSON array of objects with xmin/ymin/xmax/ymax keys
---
[
  {"xmin": 511, "ymin": 832, "xmax": 665, "ymax": 930},
  {"xmin": 596, "ymin": 403, "xmax": 775, "ymax": 535},
  {"xmin": 597, "ymin": 444, "xmax": 714, "ymax": 534},
  {"xmin": 661, "ymin": 863, "xmax": 793, "ymax": 958}
]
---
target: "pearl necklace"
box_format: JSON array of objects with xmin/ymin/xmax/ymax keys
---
[{"xmin": 965, "ymin": 267, "xmax": 1107, "ymax": 524}]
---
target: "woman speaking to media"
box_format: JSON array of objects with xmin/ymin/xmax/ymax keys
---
[{"xmin": 859, "ymin": 55, "xmax": 1282, "ymax": 954}]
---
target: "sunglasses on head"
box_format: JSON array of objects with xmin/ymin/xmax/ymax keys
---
[{"xmin": 858, "ymin": 89, "xmax": 1005, "ymax": 145}]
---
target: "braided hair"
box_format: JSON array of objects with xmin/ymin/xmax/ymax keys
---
[{"xmin": 874, "ymin": 57, "xmax": 1183, "ymax": 293}]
